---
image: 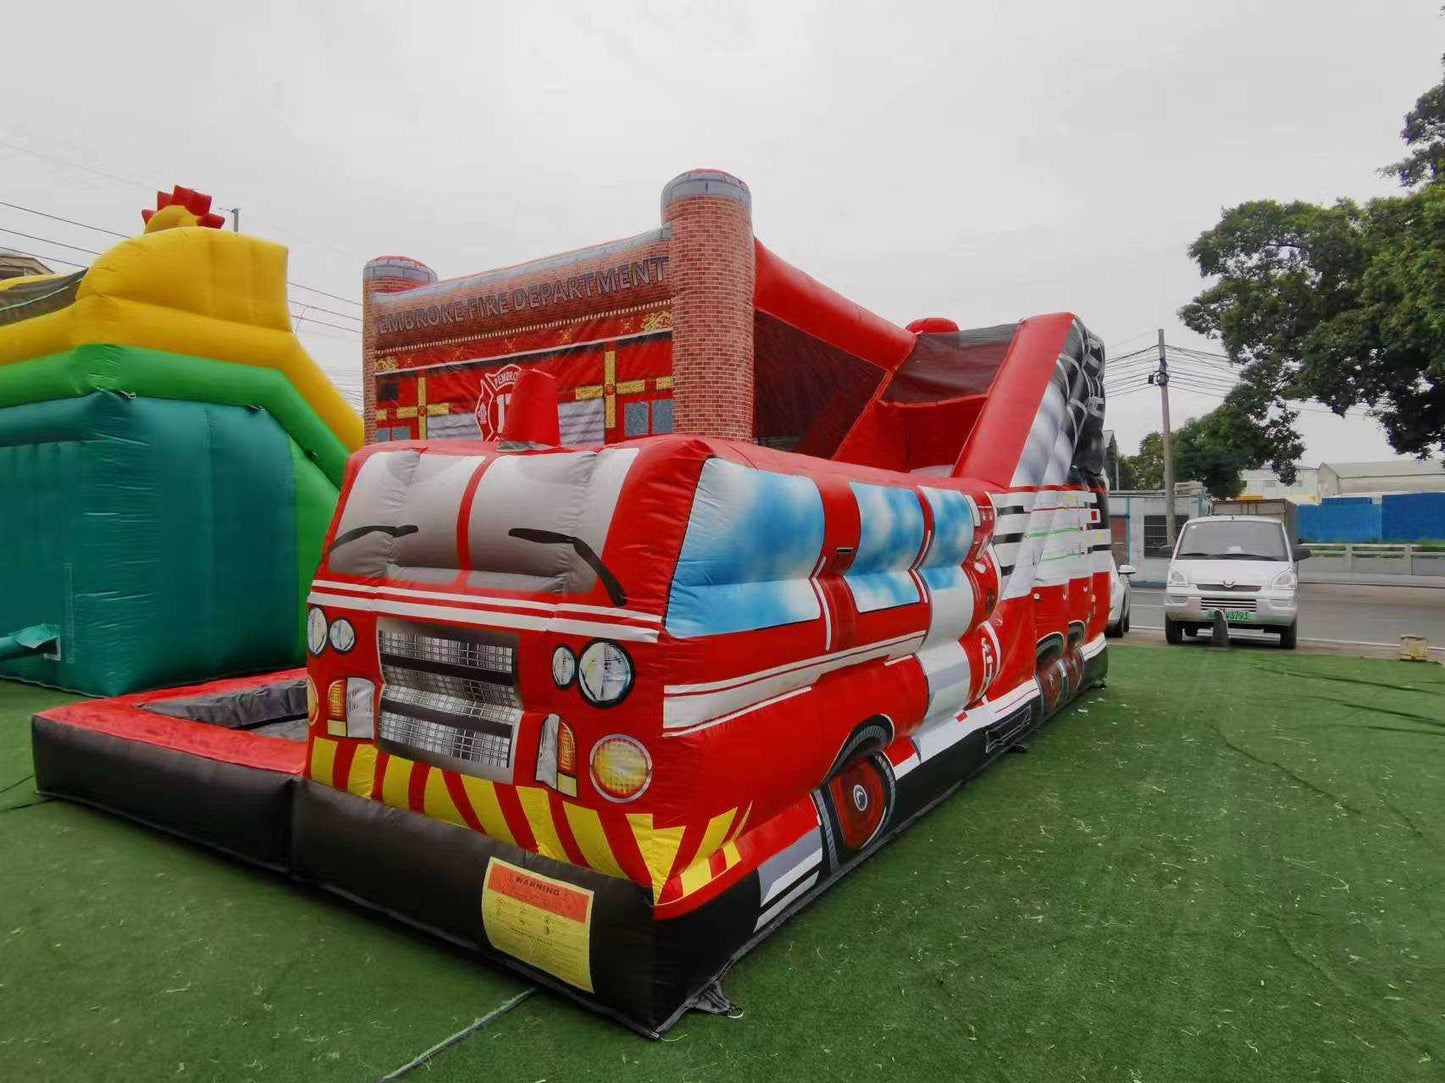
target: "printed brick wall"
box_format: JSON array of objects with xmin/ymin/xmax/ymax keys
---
[
  {"xmin": 363, "ymin": 256, "xmax": 437, "ymax": 443},
  {"xmin": 662, "ymin": 171, "xmax": 756, "ymax": 442}
]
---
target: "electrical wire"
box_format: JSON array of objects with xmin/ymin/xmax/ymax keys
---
[
  {"xmin": 0, "ymin": 197, "xmax": 361, "ymax": 308},
  {"xmin": 0, "ymin": 227, "xmax": 102, "ymax": 256},
  {"xmin": 0, "ymin": 247, "xmax": 88, "ymax": 270}
]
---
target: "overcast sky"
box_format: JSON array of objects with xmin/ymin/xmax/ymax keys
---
[{"xmin": 4, "ymin": 1, "xmax": 1441, "ymax": 462}]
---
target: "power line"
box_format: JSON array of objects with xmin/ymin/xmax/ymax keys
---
[
  {"xmin": 0, "ymin": 197, "xmax": 361, "ymax": 308},
  {"xmin": 288, "ymin": 281, "xmax": 363, "ymax": 309},
  {"xmin": 0, "ymin": 227, "xmax": 102, "ymax": 256},
  {"xmin": 0, "ymin": 246, "xmax": 88, "ymax": 269},
  {"xmin": 290, "ymin": 312, "xmax": 361, "ymax": 335},
  {"xmin": 289, "ymin": 300, "xmax": 361, "ymax": 323},
  {"xmin": 0, "ymin": 199, "xmax": 129, "ymax": 239}
]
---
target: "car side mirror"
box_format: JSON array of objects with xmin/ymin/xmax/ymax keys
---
[
  {"xmin": 1292, "ymin": 547, "xmax": 1311, "ymax": 562},
  {"xmin": 1118, "ymin": 564, "xmax": 1136, "ymax": 577}
]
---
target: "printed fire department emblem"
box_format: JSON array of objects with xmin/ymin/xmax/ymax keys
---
[{"xmin": 475, "ymin": 364, "xmax": 523, "ymax": 439}]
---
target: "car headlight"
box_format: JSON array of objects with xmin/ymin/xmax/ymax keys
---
[
  {"xmin": 578, "ymin": 641, "xmax": 633, "ymax": 706},
  {"xmin": 1271, "ymin": 568, "xmax": 1297, "ymax": 591},
  {"xmin": 328, "ymin": 618, "xmax": 356, "ymax": 653},
  {"xmin": 1166, "ymin": 567, "xmax": 1190, "ymax": 589},
  {"xmin": 590, "ymin": 734, "xmax": 652, "ymax": 801},
  {"xmin": 307, "ymin": 606, "xmax": 328, "ymax": 655}
]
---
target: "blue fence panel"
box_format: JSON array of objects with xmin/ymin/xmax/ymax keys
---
[
  {"xmin": 1298, "ymin": 501, "xmax": 1382, "ymax": 543},
  {"xmin": 1381, "ymin": 492, "xmax": 1445, "ymax": 542}
]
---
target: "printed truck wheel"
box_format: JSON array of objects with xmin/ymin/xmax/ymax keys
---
[{"xmin": 825, "ymin": 752, "xmax": 893, "ymax": 856}]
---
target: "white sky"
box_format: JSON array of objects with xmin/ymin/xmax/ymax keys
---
[{"xmin": 3, "ymin": 0, "xmax": 1440, "ymax": 463}]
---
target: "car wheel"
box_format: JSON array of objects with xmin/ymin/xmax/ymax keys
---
[
  {"xmin": 1121, "ymin": 600, "xmax": 1130, "ymax": 636},
  {"xmin": 1165, "ymin": 619, "xmax": 1182, "ymax": 645},
  {"xmin": 1279, "ymin": 621, "xmax": 1298, "ymax": 650}
]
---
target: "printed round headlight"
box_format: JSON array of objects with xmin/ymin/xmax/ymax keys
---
[
  {"xmin": 551, "ymin": 645, "xmax": 577, "ymax": 689},
  {"xmin": 306, "ymin": 606, "xmax": 328, "ymax": 655},
  {"xmin": 590, "ymin": 735, "xmax": 652, "ymax": 801},
  {"xmin": 328, "ymin": 618, "xmax": 356, "ymax": 653},
  {"xmin": 577, "ymin": 641, "xmax": 633, "ymax": 706}
]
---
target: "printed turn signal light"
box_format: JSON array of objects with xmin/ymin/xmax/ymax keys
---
[
  {"xmin": 327, "ymin": 680, "xmax": 347, "ymax": 737},
  {"xmin": 557, "ymin": 721, "xmax": 577, "ymax": 774},
  {"xmin": 590, "ymin": 734, "xmax": 652, "ymax": 802}
]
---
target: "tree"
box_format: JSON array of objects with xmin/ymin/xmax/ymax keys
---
[
  {"xmin": 1118, "ymin": 393, "xmax": 1296, "ymax": 500},
  {"xmin": 1387, "ymin": 53, "xmax": 1445, "ymax": 187},
  {"xmin": 1181, "ymin": 61, "xmax": 1445, "ymax": 460}
]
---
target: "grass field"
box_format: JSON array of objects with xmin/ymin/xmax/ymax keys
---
[{"xmin": 2, "ymin": 645, "xmax": 1442, "ymax": 1082}]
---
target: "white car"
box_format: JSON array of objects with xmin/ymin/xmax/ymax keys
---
[
  {"xmin": 1163, "ymin": 515, "xmax": 1309, "ymax": 649},
  {"xmin": 1106, "ymin": 562, "xmax": 1135, "ymax": 638}
]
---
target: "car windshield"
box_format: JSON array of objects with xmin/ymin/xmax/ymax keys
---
[{"xmin": 1176, "ymin": 520, "xmax": 1289, "ymax": 561}]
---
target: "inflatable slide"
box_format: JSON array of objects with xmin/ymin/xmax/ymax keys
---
[{"xmin": 0, "ymin": 188, "xmax": 360, "ymax": 695}]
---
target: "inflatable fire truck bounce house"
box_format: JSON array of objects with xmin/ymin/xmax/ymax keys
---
[
  {"xmin": 33, "ymin": 171, "xmax": 1111, "ymax": 1036},
  {"xmin": 0, "ymin": 187, "xmax": 361, "ymax": 695}
]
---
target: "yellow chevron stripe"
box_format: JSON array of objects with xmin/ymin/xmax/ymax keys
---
[
  {"xmin": 722, "ymin": 840, "xmax": 741, "ymax": 868},
  {"xmin": 626, "ymin": 813, "xmax": 686, "ymax": 902},
  {"xmin": 694, "ymin": 808, "xmax": 736, "ymax": 865},
  {"xmin": 459, "ymin": 776, "xmax": 515, "ymax": 844},
  {"xmin": 516, "ymin": 786, "xmax": 569, "ymax": 862},
  {"xmin": 380, "ymin": 755, "xmax": 414, "ymax": 809},
  {"xmin": 345, "ymin": 744, "xmax": 378, "ymax": 799},
  {"xmin": 308, "ymin": 738, "xmax": 338, "ymax": 786},
  {"xmin": 677, "ymin": 856, "xmax": 713, "ymax": 898},
  {"xmin": 423, "ymin": 768, "xmax": 466, "ymax": 827},
  {"xmin": 562, "ymin": 804, "xmax": 627, "ymax": 879},
  {"xmin": 728, "ymin": 802, "xmax": 753, "ymax": 842}
]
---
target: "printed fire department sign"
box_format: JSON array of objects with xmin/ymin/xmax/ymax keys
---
[
  {"xmin": 475, "ymin": 364, "xmax": 523, "ymax": 439},
  {"xmin": 482, "ymin": 857, "xmax": 595, "ymax": 992}
]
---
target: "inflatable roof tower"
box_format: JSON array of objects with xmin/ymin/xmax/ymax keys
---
[{"xmin": 0, "ymin": 187, "xmax": 361, "ymax": 695}]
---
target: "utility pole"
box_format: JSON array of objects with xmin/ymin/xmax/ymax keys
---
[{"xmin": 1148, "ymin": 328, "xmax": 1176, "ymax": 545}]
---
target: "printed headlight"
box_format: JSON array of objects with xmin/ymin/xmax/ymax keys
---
[
  {"xmin": 1271, "ymin": 567, "xmax": 1297, "ymax": 591},
  {"xmin": 578, "ymin": 641, "xmax": 633, "ymax": 706},
  {"xmin": 1166, "ymin": 567, "xmax": 1190, "ymax": 589},
  {"xmin": 328, "ymin": 618, "xmax": 356, "ymax": 653},
  {"xmin": 590, "ymin": 735, "xmax": 652, "ymax": 801},
  {"xmin": 552, "ymin": 645, "xmax": 577, "ymax": 689},
  {"xmin": 306, "ymin": 606, "xmax": 328, "ymax": 655}
]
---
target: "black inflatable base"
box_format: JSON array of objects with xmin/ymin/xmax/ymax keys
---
[{"xmin": 31, "ymin": 649, "xmax": 1106, "ymax": 1037}]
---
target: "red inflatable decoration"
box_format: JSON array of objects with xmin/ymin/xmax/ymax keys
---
[{"xmin": 35, "ymin": 170, "xmax": 1113, "ymax": 1037}]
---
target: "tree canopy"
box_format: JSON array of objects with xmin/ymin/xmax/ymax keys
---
[{"xmin": 1180, "ymin": 58, "xmax": 1445, "ymax": 460}]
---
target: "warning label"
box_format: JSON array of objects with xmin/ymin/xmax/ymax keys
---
[{"xmin": 482, "ymin": 858, "xmax": 595, "ymax": 993}]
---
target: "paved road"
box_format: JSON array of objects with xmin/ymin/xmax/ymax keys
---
[{"xmin": 1128, "ymin": 583, "xmax": 1445, "ymax": 658}]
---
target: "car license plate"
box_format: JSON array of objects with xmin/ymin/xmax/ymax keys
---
[{"xmin": 1226, "ymin": 610, "xmax": 1250, "ymax": 622}]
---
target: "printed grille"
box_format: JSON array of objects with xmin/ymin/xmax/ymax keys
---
[
  {"xmin": 1202, "ymin": 596, "xmax": 1258, "ymax": 611},
  {"xmin": 1196, "ymin": 583, "xmax": 1259, "ymax": 593},
  {"xmin": 378, "ymin": 712, "xmax": 513, "ymax": 772},
  {"xmin": 376, "ymin": 617, "xmax": 521, "ymax": 782}
]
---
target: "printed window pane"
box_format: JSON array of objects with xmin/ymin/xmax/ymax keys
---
[
  {"xmin": 624, "ymin": 400, "xmax": 650, "ymax": 437},
  {"xmin": 652, "ymin": 398, "xmax": 674, "ymax": 434}
]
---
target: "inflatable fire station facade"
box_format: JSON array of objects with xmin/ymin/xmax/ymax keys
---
[{"xmin": 35, "ymin": 170, "xmax": 1110, "ymax": 1036}]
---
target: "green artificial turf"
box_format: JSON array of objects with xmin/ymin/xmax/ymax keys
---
[{"xmin": 2, "ymin": 646, "xmax": 1443, "ymax": 1081}]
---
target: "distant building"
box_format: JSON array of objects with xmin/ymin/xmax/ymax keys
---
[
  {"xmin": 0, "ymin": 249, "xmax": 53, "ymax": 282},
  {"xmin": 1106, "ymin": 481, "xmax": 1212, "ymax": 585},
  {"xmin": 1240, "ymin": 465, "xmax": 1320, "ymax": 503},
  {"xmin": 1318, "ymin": 459, "xmax": 1445, "ymax": 497}
]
